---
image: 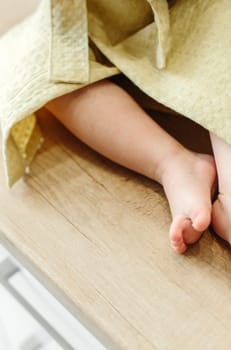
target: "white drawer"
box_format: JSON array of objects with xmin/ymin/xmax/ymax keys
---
[{"xmin": 0, "ymin": 244, "xmax": 107, "ymax": 350}]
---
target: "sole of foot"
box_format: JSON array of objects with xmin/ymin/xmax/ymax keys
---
[{"xmin": 161, "ymin": 151, "xmax": 217, "ymax": 254}]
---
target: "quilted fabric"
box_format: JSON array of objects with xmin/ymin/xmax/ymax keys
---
[
  {"xmin": 50, "ymin": 0, "xmax": 89, "ymax": 83},
  {"xmin": 0, "ymin": 0, "xmax": 230, "ymax": 186}
]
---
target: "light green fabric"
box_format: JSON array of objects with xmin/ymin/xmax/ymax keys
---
[{"xmin": 0, "ymin": 0, "xmax": 230, "ymax": 186}]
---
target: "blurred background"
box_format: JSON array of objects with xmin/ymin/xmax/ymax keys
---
[{"xmin": 0, "ymin": 0, "xmax": 38, "ymax": 36}]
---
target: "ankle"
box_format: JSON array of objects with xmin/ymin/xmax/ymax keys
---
[{"xmin": 154, "ymin": 145, "xmax": 189, "ymax": 185}]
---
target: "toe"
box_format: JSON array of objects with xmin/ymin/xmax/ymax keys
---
[
  {"xmin": 169, "ymin": 215, "xmax": 189, "ymax": 254},
  {"xmin": 191, "ymin": 207, "xmax": 211, "ymax": 232},
  {"xmin": 171, "ymin": 240, "xmax": 187, "ymax": 254}
]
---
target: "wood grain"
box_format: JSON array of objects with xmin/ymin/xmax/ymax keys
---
[
  {"xmin": 1, "ymin": 2, "xmax": 231, "ymax": 349},
  {"xmin": 0, "ymin": 108, "xmax": 231, "ymax": 350}
]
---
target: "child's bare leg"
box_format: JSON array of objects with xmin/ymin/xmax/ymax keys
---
[
  {"xmin": 210, "ymin": 132, "xmax": 231, "ymax": 242},
  {"xmin": 45, "ymin": 80, "xmax": 216, "ymax": 253}
]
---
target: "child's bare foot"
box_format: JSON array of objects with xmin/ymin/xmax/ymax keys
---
[
  {"xmin": 210, "ymin": 132, "xmax": 231, "ymax": 245},
  {"xmin": 160, "ymin": 151, "xmax": 216, "ymax": 254},
  {"xmin": 212, "ymin": 194, "xmax": 231, "ymax": 243}
]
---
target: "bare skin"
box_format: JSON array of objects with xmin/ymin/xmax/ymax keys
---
[
  {"xmin": 210, "ymin": 132, "xmax": 231, "ymax": 243},
  {"xmin": 164, "ymin": 152, "xmax": 216, "ymax": 253},
  {"xmin": 45, "ymin": 80, "xmax": 217, "ymax": 253}
]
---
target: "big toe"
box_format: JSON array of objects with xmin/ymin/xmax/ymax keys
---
[
  {"xmin": 170, "ymin": 208, "xmax": 211, "ymax": 253},
  {"xmin": 183, "ymin": 207, "xmax": 211, "ymax": 245},
  {"xmin": 191, "ymin": 207, "xmax": 211, "ymax": 232}
]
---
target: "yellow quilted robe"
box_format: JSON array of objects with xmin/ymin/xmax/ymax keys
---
[{"xmin": 0, "ymin": 0, "xmax": 230, "ymax": 186}]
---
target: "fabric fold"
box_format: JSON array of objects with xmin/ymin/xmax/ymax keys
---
[
  {"xmin": 146, "ymin": 0, "xmax": 171, "ymax": 68},
  {"xmin": 49, "ymin": 0, "xmax": 89, "ymax": 83}
]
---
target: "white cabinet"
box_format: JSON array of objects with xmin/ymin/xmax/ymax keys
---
[{"xmin": 0, "ymin": 244, "xmax": 107, "ymax": 350}]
